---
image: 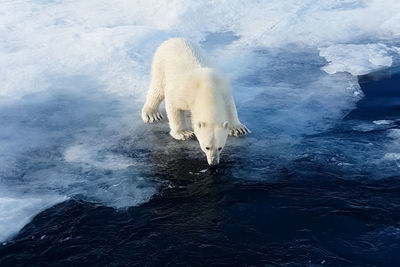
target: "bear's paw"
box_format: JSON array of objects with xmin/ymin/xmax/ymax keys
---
[
  {"xmin": 170, "ymin": 130, "xmax": 195, "ymax": 140},
  {"xmin": 229, "ymin": 124, "xmax": 250, "ymax": 137},
  {"xmin": 142, "ymin": 107, "xmax": 163, "ymax": 123}
]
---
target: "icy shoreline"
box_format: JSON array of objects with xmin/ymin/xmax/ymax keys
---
[{"xmin": 1, "ymin": 0, "xmax": 400, "ymax": 242}]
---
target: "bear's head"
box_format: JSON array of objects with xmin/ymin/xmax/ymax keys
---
[{"xmin": 195, "ymin": 121, "xmax": 229, "ymax": 166}]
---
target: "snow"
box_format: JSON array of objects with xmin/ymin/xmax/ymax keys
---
[
  {"xmin": 384, "ymin": 129, "xmax": 400, "ymax": 164},
  {"xmin": 373, "ymin": 120, "xmax": 394, "ymax": 125},
  {"xmin": 319, "ymin": 43, "xmax": 397, "ymax": 75},
  {"xmin": 0, "ymin": 195, "xmax": 66, "ymax": 241}
]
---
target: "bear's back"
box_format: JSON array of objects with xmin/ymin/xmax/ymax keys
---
[{"xmin": 156, "ymin": 38, "xmax": 215, "ymax": 75}]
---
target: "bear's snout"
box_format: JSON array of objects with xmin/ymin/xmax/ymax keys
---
[{"xmin": 207, "ymin": 155, "xmax": 220, "ymax": 166}]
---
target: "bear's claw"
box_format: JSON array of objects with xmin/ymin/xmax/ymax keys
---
[
  {"xmin": 229, "ymin": 124, "xmax": 250, "ymax": 137},
  {"xmin": 170, "ymin": 130, "xmax": 195, "ymax": 140},
  {"xmin": 142, "ymin": 108, "xmax": 163, "ymax": 123}
]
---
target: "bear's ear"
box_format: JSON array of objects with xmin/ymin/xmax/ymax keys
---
[
  {"xmin": 223, "ymin": 121, "xmax": 229, "ymax": 129},
  {"xmin": 197, "ymin": 122, "xmax": 206, "ymax": 128}
]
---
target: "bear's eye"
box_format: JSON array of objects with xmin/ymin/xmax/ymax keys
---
[
  {"xmin": 218, "ymin": 147, "xmax": 222, "ymax": 151},
  {"xmin": 205, "ymin": 147, "xmax": 210, "ymax": 150}
]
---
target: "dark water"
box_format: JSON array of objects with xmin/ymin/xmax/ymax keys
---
[
  {"xmin": 347, "ymin": 67, "xmax": 400, "ymax": 121},
  {"xmin": 2, "ymin": 177, "xmax": 400, "ymax": 266},
  {"xmin": 1, "ymin": 70, "xmax": 400, "ymax": 266}
]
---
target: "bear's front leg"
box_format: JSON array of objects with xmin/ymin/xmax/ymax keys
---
[
  {"xmin": 227, "ymin": 97, "xmax": 250, "ymax": 137},
  {"xmin": 166, "ymin": 105, "xmax": 194, "ymax": 140},
  {"xmin": 142, "ymin": 81, "xmax": 164, "ymax": 123}
]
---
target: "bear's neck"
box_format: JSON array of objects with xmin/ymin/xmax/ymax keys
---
[{"xmin": 190, "ymin": 85, "xmax": 229, "ymax": 125}]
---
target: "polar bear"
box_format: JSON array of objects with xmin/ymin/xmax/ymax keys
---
[{"xmin": 142, "ymin": 38, "xmax": 249, "ymax": 165}]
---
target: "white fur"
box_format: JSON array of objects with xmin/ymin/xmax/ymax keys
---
[{"xmin": 142, "ymin": 38, "xmax": 249, "ymax": 165}]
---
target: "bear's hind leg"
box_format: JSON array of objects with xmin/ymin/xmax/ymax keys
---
[{"xmin": 166, "ymin": 105, "xmax": 194, "ymax": 140}]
